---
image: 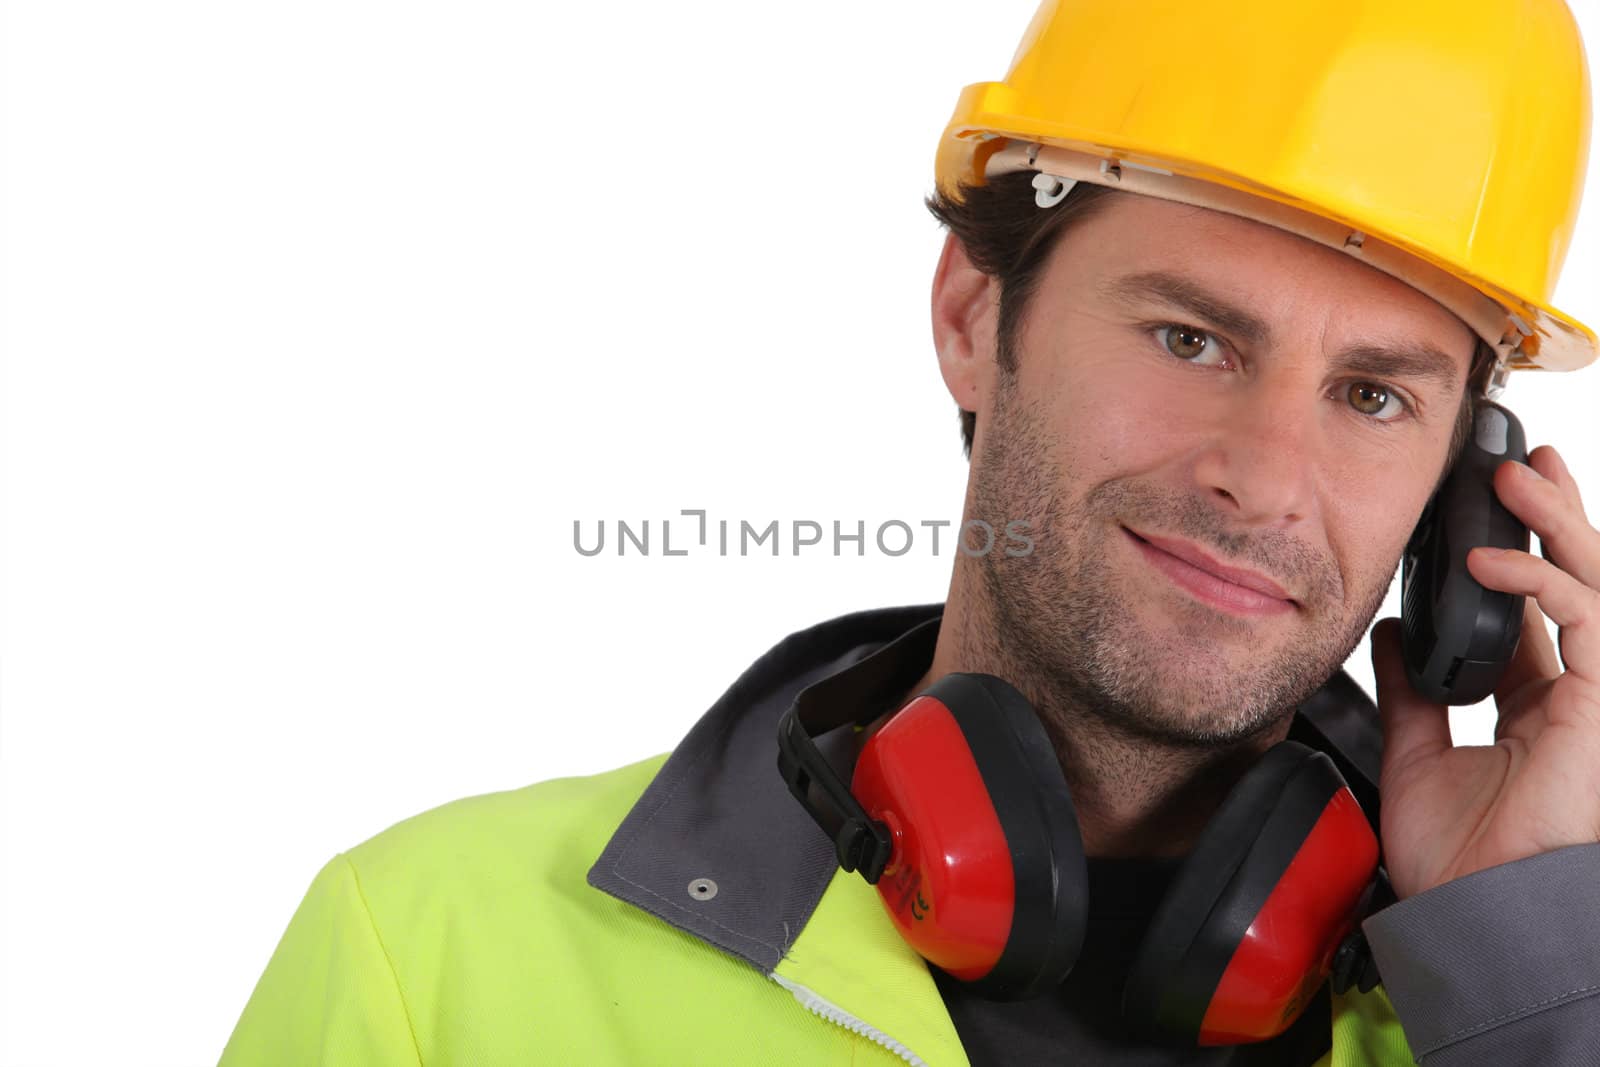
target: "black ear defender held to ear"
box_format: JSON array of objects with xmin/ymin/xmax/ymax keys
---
[{"xmin": 1401, "ymin": 400, "xmax": 1531, "ymax": 704}]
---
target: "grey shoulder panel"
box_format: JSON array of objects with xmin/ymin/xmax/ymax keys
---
[{"xmin": 1362, "ymin": 842, "xmax": 1600, "ymax": 1063}]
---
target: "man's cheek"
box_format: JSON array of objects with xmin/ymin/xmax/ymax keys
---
[
  {"xmin": 1326, "ymin": 521, "xmax": 1403, "ymax": 614},
  {"xmin": 1087, "ymin": 402, "xmax": 1206, "ymax": 473}
]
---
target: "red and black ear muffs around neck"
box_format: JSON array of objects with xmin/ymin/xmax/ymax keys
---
[{"xmin": 777, "ymin": 671, "xmax": 1389, "ymax": 1046}]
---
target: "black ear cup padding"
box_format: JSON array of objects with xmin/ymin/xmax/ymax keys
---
[
  {"xmin": 927, "ymin": 673, "xmax": 1089, "ymax": 1000},
  {"xmin": 1122, "ymin": 743, "xmax": 1345, "ymax": 1038}
]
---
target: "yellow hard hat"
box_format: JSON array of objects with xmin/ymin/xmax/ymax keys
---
[{"xmin": 936, "ymin": 0, "xmax": 1595, "ymax": 372}]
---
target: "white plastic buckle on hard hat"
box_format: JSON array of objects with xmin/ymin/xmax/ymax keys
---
[
  {"xmin": 986, "ymin": 140, "xmax": 1555, "ymax": 373},
  {"xmin": 1486, "ymin": 358, "xmax": 1513, "ymax": 401},
  {"xmin": 1028, "ymin": 142, "xmax": 1078, "ymax": 207},
  {"xmin": 1032, "ymin": 173, "xmax": 1076, "ymax": 208}
]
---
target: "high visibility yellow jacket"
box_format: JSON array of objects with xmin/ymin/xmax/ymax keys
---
[{"xmin": 219, "ymin": 603, "xmax": 1600, "ymax": 1065}]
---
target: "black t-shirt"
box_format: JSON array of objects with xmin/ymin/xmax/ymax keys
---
[{"xmin": 933, "ymin": 855, "xmax": 1333, "ymax": 1066}]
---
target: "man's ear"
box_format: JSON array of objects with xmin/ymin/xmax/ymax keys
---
[{"xmin": 931, "ymin": 232, "xmax": 1001, "ymax": 416}]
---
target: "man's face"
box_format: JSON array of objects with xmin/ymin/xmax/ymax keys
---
[{"xmin": 961, "ymin": 192, "xmax": 1478, "ymax": 745}]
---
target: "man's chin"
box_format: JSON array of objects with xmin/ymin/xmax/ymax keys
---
[
  {"xmin": 1113, "ymin": 603, "xmax": 1300, "ymax": 684},
  {"xmin": 1072, "ymin": 626, "xmax": 1329, "ymax": 743},
  {"xmin": 1083, "ymin": 681, "xmax": 1297, "ymax": 746}
]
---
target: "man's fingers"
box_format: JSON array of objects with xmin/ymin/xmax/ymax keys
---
[
  {"xmin": 1370, "ymin": 617, "xmax": 1452, "ymax": 775},
  {"xmin": 1494, "ymin": 599, "xmax": 1562, "ymax": 700},
  {"xmin": 1468, "ymin": 547, "xmax": 1600, "ymax": 686},
  {"xmin": 1495, "ymin": 452, "xmax": 1600, "ymax": 593},
  {"xmin": 1529, "ymin": 444, "xmax": 1585, "ymax": 514},
  {"xmin": 1492, "ymin": 603, "xmax": 1560, "ymax": 744}
]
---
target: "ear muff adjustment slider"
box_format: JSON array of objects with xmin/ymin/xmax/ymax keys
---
[{"xmin": 777, "ymin": 707, "xmax": 895, "ymax": 884}]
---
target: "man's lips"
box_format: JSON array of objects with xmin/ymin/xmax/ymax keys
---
[{"xmin": 1123, "ymin": 526, "xmax": 1298, "ymax": 613}]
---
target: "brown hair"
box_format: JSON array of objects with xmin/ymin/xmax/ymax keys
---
[{"xmin": 925, "ymin": 171, "xmax": 1495, "ymax": 478}]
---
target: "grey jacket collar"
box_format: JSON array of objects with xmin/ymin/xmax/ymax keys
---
[
  {"xmin": 586, "ymin": 601, "xmax": 1383, "ymax": 975},
  {"xmin": 587, "ymin": 602, "xmax": 945, "ymax": 973}
]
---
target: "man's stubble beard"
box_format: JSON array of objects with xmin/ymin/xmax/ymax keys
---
[{"xmin": 964, "ymin": 370, "xmax": 1395, "ymax": 750}]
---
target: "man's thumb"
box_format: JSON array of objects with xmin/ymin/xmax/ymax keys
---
[{"xmin": 1370, "ymin": 617, "xmax": 1452, "ymax": 772}]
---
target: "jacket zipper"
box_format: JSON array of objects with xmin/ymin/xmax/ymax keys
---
[{"xmin": 770, "ymin": 973, "xmax": 928, "ymax": 1066}]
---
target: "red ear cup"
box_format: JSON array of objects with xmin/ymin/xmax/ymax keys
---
[
  {"xmin": 850, "ymin": 673, "xmax": 1089, "ymax": 1000},
  {"xmin": 1122, "ymin": 742, "xmax": 1380, "ymax": 1045}
]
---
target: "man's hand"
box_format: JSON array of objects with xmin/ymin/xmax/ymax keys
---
[{"xmin": 1371, "ymin": 444, "xmax": 1600, "ymax": 900}]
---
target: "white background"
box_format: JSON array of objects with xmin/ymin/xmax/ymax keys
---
[{"xmin": 3, "ymin": 2, "xmax": 1598, "ymax": 1063}]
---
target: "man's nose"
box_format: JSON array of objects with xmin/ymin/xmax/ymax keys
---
[{"xmin": 1189, "ymin": 389, "xmax": 1321, "ymax": 527}]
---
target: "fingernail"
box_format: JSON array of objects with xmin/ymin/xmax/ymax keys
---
[
  {"xmin": 1512, "ymin": 461, "xmax": 1542, "ymax": 480},
  {"xmin": 1475, "ymin": 547, "xmax": 1507, "ymax": 559}
]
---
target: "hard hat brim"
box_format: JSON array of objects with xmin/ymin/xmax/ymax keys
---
[{"xmin": 939, "ymin": 123, "xmax": 1598, "ymax": 374}]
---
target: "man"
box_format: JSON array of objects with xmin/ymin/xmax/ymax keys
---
[{"xmin": 221, "ymin": 0, "xmax": 1600, "ymax": 1063}]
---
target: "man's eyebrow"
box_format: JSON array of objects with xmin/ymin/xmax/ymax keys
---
[
  {"xmin": 1101, "ymin": 270, "xmax": 1273, "ymax": 346},
  {"xmin": 1329, "ymin": 343, "xmax": 1464, "ymax": 392},
  {"xmin": 1102, "ymin": 269, "xmax": 1467, "ymax": 391}
]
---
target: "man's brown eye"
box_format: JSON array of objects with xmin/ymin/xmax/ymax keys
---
[
  {"xmin": 1348, "ymin": 382, "xmax": 1399, "ymax": 418},
  {"xmin": 1163, "ymin": 326, "xmax": 1212, "ymax": 361}
]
